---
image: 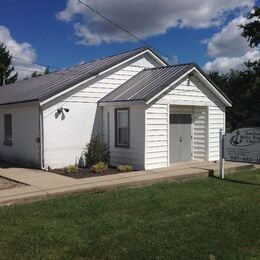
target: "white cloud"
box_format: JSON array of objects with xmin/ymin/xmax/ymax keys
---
[
  {"xmin": 203, "ymin": 50, "xmax": 260, "ymax": 73},
  {"xmin": 203, "ymin": 14, "xmax": 260, "ymax": 73},
  {"xmin": 0, "ymin": 25, "xmax": 45, "ymax": 80},
  {"xmin": 206, "ymin": 16, "xmax": 256, "ymax": 57},
  {"xmin": 56, "ymin": 0, "xmax": 254, "ymax": 45}
]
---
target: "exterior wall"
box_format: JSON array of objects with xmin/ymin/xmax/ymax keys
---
[
  {"xmin": 42, "ymin": 54, "xmax": 159, "ymax": 169},
  {"xmin": 103, "ymin": 105, "xmax": 145, "ymax": 170},
  {"xmin": 208, "ymin": 105, "xmax": 225, "ymax": 160},
  {"xmin": 145, "ymin": 104, "xmax": 169, "ymax": 169},
  {"xmin": 193, "ymin": 106, "xmax": 208, "ymax": 161},
  {"xmin": 0, "ymin": 103, "xmax": 40, "ymax": 167},
  {"xmin": 145, "ymin": 76, "xmax": 225, "ymax": 169}
]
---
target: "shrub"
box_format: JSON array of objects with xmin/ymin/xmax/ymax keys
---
[
  {"xmin": 85, "ymin": 134, "xmax": 108, "ymax": 167},
  {"xmin": 64, "ymin": 165, "xmax": 78, "ymax": 174},
  {"xmin": 91, "ymin": 161, "xmax": 108, "ymax": 174},
  {"xmin": 117, "ymin": 165, "xmax": 133, "ymax": 173}
]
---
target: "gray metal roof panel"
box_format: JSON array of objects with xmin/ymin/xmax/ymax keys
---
[
  {"xmin": 0, "ymin": 47, "xmax": 155, "ymax": 106},
  {"xmin": 100, "ymin": 64, "xmax": 195, "ymax": 103},
  {"xmin": 100, "ymin": 63, "xmax": 232, "ymax": 105}
]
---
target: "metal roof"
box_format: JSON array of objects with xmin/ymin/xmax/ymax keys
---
[
  {"xmin": 100, "ymin": 64, "xmax": 195, "ymax": 103},
  {"xmin": 100, "ymin": 63, "xmax": 232, "ymax": 105},
  {"xmin": 0, "ymin": 47, "xmax": 158, "ymax": 106}
]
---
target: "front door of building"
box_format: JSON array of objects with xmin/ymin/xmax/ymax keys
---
[{"xmin": 170, "ymin": 114, "xmax": 192, "ymax": 163}]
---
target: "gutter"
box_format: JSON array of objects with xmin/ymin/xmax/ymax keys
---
[{"xmin": 39, "ymin": 106, "xmax": 45, "ymax": 170}]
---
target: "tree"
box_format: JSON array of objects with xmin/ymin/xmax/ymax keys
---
[
  {"xmin": 240, "ymin": 6, "xmax": 260, "ymax": 47},
  {"xmin": 209, "ymin": 61, "xmax": 260, "ymax": 130},
  {"xmin": 0, "ymin": 42, "xmax": 17, "ymax": 86},
  {"xmin": 31, "ymin": 71, "xmax": 42, "ymax": 78},
  {"xmin": 31, "ymin": 67, "xmax": 50, "ymax": 78}
]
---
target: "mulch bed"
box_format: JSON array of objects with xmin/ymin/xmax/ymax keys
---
[{"xmin": 51, "ymin": 167, "xmax": 126, "ymax": 179}]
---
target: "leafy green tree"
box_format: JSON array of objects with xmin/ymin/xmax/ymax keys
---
[
  {"xmin": 240, "ymin": 6, "xmax": 260, "ymax": 47},
  {"xmin": 0, "ymin": 42, "xmax": 17, "ymax": 86},
  {"xmin": 209, "ymin": 61, "xmax": 260, "ymax": 129}
]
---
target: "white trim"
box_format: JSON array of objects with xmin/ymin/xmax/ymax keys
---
[
  {"xmin": 0, "ymin": 101, "xmax": 39, "ymax": 109},
  {"xmin": 40, "ymin": 75, "xmax": 98, "ymax": 106},
  {"xmin": 40, "ymin": 49, "xmax": 167, "ymax": 106},
  {"xmin": 144, "ymin": 106, "xmax": 147, "ymax": 169},
  {"xmin": 99, "ymin": 49, "xmax": 167, "ymax": 77},
  {"xmin": 193, "ymin": 68, "xmax": 232, "ymax": 107},
  {"xmin": 207, "ymin": 106, "xmax": 210, "ymax": 161},
  {"xmin": 167, "ymin": 104, "xmax": 170, "ymax": 166},
  {"xmin": 99, "ymin": 100, "xmax": 145, "ymax": 107},
  {"xmin": 161, "ymin": 99, "xmax": 211, "ymax": 107},
  {"xmin": 147, "ymin": 67, "xmax": 232, "ymax": 108},
  {"xmin": 169, "ymin": 111, "xmax": 193, "ymax": 164},
  {"xmin": 147, "ymin": 68, "xmax": 195, "ymax": 105}
]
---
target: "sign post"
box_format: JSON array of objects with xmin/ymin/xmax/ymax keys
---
[{"xmin": 219, "ymin": 128, "xmax": 225, "ymax": 179}]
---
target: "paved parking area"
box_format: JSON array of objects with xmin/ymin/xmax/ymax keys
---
[{"xmin": 0, "ymin": 161, "xmax": 256, "ymax": 206}]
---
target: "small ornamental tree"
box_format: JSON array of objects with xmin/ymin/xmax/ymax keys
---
[{"xmin": 84, "ymin": 134, "xmax": 108, "ymax": 167}]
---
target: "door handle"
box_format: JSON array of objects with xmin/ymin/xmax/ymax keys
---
[{"xmin": 179, "ymin": 136, "xmax": 182, "ymax": 142}]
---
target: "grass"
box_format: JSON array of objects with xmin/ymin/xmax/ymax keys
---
[{"xmin": 0, "ymin": 170, "xmax": 259, "ymax": 259}]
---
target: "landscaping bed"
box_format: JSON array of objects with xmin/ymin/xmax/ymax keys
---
[
  {"xmin": 51, "ymin": 166, "xmax": 124, "ymax": 179},
  {"xmin": 0, "ymin": 176, "xmax": 25, "ymax": 190}
]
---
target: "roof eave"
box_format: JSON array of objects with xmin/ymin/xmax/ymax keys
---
[{"xmin": 99, "ymin": 99, "xmax": 145, "ymax": 107}]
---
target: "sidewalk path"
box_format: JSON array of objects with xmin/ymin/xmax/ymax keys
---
[{"xmin": 0, "ymin": 161, "xmax": 256, "ymax": 206}]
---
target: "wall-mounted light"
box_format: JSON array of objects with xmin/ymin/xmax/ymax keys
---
[{"xmin": 57, "ymin": 107, "xmax": 70, "ymax": 114}]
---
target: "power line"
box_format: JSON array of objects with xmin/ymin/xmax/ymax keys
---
[{"xmin": 77, "ymin": 0, "xmax": 177, "ymax": 64}]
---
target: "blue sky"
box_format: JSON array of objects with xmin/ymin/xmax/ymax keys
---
[{"xmin": 0, "ymin": 0, "xmax": 259, "ymax": 78}]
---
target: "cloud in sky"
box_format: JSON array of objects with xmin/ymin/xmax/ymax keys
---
[
  {"xmin": 0, "ymin": 25, "xmax": 45, "ymax": 79},
  {"xmin": 57, "ymin": 0, "xmax": 254, "ymax": 45},
  {"xmin": 203, "ymin": 15, "xmax": 260, "ymax": 73},
  {"xmin": 204, "ymin": 50, "xmax": 260, "ymax": 73}
]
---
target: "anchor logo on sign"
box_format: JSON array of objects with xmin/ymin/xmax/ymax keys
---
[{"xmin": 230, "ymin": 130, "xmax": 242, "ymax": 146}]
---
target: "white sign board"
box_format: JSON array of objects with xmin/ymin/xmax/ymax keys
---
[{"xmin": 223, "ymin": 128, "xmax": 260, "ymax": 164}]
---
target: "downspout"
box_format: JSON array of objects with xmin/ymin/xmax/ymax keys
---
[{"xmin": 39, "ymin": 106, "xmax": 45, "ymax": 170}]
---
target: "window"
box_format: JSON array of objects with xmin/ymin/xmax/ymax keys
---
[
  {"xmin": 4, "ymin": 114, "xmax": 12, "ymax": 146},
  {"xmin": 115, "ymin": 108, "xmax": 129, "ymax": 147}
]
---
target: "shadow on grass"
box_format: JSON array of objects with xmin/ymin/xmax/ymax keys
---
[{"xmin": 209, "ymin": 175, "xmax": 260, "ymax": 187}]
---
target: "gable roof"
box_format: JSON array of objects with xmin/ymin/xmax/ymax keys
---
[
  {"xmin": 99, "ymin": 63, "xmax": 232, "ymax": 106},
  {"xmin": 0, "ymin": 47, "xmax": 167, "ymax": 106}
]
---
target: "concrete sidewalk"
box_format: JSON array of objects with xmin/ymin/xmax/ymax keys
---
[{"xmin": 0, "ymin": 161, "xmax": 256, "ymax": 206}]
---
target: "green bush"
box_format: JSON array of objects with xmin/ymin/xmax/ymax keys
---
[
  {"xmin": 64, "ymin": 165, "xmax": 78, "ymax": 174},
  {"xmin": 116, "ymin": 165, "xmax": 133, "ymax": 173},
  {"xmin": 91, "ymin": 162, "xmax": 108, "ymax": 174},
  {"xmin": 85, "ymin": 134, "xmax": 108, "ymax": 167}
]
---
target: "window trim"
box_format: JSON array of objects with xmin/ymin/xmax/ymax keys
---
[
  {"xmin": 115, "ymin": 108, "xmax": 130, "ymax": 148},
  {"xmin": 3, "ymin": 114, "xmax": 13, "ymax": 146}
]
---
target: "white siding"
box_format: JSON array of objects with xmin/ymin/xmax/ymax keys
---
[
  {"xmin": 0, "ymin": 103, "xmax": 40, "ymax": 167},
  {"xmin": 193, "ymin": 106, "xmax": 208, "ymax": 160},
  {"xmin": 42, "ymin": 54, "xmax": 159, "ymax": 169},
  {"xmin": 145, "ymin": 104, "xmax": 169, "ymax": 169},
  {"xmin": 208, "ymin": 104, "xmax": 225, "ymax": 160},
  {"xmin": 145, "ymin": 77, "xmax": 225, "ymax": 168},
  {"xmin": 103, "ymin": 105, "xmax": 145, "ymax": 170}
]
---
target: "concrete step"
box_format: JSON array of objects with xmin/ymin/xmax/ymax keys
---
[{"xmin": 212, "ymin": 163, "xmax": 255, "ymax": 177}]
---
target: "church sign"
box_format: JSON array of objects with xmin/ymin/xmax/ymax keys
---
[{"xmin": 223, "ymin": 128, "xmax": 260, "ymax": 164}]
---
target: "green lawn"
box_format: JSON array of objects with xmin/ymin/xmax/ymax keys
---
[{"xmin": 0, "ymin": 170, "xmax": 259, "ymax": 259}]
